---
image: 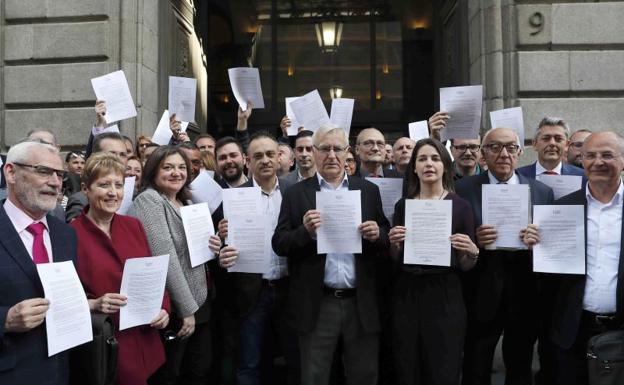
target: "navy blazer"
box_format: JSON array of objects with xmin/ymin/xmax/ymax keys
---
[
  {"xmin": 455, "ymin": 171, "xmax": 554, "ymax": 322},
  {"xmin": 0, "ymin": 202, "xmax": 78, "ymax": 385},
  {"xmin": 517, "ymin": 161, "xmax": 585, "ymax": 179},
  {"xmin": 550, "ymin": 188, "xmax": 624, "ymax": 349},
  {"xmin": 272, "ymin": 174, "xmax": 390, "ymax": 333},
  {"xmin": 0, "ymin": 154, "xmax": 6, "ymax": 190}
]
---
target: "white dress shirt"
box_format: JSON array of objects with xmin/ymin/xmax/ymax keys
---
[
  {"xmin": 4, "ymin": 198, "xmax": 53, "ymax": 261},
  {"xmin": 536, "ymin": 161, "xmax": 562, "ymax": 176},
  {"xmin": 583, "ymin": 181, "xmax": 623, "ymax": 314},
  {"xmin": 488, "ymin": 171, "xmax": 520, "ymax": 185},
  {"xmin": 254, "ymin": 177, "xmax": 288, "ymax": 280},
  {"xmin": 317, "ymin": 172, "xmax": 356, "ymax": 289}
]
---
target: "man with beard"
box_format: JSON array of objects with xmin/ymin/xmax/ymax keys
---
[
  {"xmin": 450, "ymin": 138, "xmax": 483, "ymax": 180},
  {"xmin": 391, "ymin": 137, "xmax": 415, "ymax": 174},
  {"xmin": 565, "ymin": 129, "xmax": 592, "ymax": 168},
  {"xmin": 284, "ymin": 130, "xmax": 316, "ymax": 183},
  {"xmin": 518, "ymin": 117, "xmax": 584, "ymax": 178},
  {"xmin": 215, "ymin": 136, "xmax": 248, "ymax": 188}
]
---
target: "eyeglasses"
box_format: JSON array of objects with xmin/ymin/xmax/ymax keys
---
[
  {"xmin": 315, "ymin": 145, "xmax": 348, "ymax": 155},
  {"xmin": 452, "ymin": 144, "xmax": 480, "ymax": 153},
  {"xmin": 483, "ymin": 143, "xmax": 521, "ymax": 155},
  {"xmin": 569, "ymin": 141, "xmax": 584, "ymax": 149},
  {"xmin": 13, "ymin": 163, "xmax": 67, "ymax": 179},
  {"xmin": 582, "ymin": 152, "xmax": 621, "ymax": 162},
  {"xmin": 358, "ymin": 140, "xmax": 385, "ymax": 149}
]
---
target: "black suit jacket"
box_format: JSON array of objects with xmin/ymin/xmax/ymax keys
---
[
  {"xmin": 272, "ymin": 174, "xmax": 390, "ymax": 333},
  {"xmin": 0, "ymin": 154, "xmax": 6, "ymax": 190},
  {"xmin": 454, "ymin": 171, "xmax": 555, "ymax": 322},
  {"xmin": 550, "ymin": 188, "xmax": 624, "ymax": 349},
  {"xmin": 0, "ymin": 203, "xmax": 78, "ymax": 385},
  {"xmin": 356, "ymin": 166, "xmax": 402, "ymax": 179}
]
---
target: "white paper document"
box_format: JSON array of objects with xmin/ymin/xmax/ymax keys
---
[
  {"xmin": 168, "ymin": 76, "xmax": 197, "ymax": 123},
  {"xmin": 92, "ymin": 124, "xmax": 120, "ymax": 136},
  {"xmin": 316, "ymin": 190, "xmax": 362, "ymax": 254},
  {"xmin": 228, "ymin": 67, "xmax": 265, "ymax": 111},
  {"xmin": 439, "ymin": 85, "xmax": 483, "ymax": 140},
  {"xmin": 536, "ymin": 174, "xmax": 583, "ymax": 200},
  {"xmin": 330, "ymin": 98, "xmax": 355, "ymax": 135},
  {"xmin": 151, "ymin": 110, "xmax": 189, "ymax": 146},
  {"xmin": 285, "ymin": 97, "xmax": 302, "ymax": 136},
  {"xmin": 228, "ymin": 215, "xmax": 271, "ymax": 274},
  {"xmin": 119, "ymin": 254, "xmax": 169, "ymax": 331},
  {"xmin": 289, "ymin": 89, "xmax": 330, "ymax": 132},
  {"xmin": 403, "ymin": 200, "xmax": 453, "ymax": 266},
  {"xmin": 181, "ymin": 203, "xmax": 216, "ymax": 267},
  {"xmin": 190, "ymin": 170, "xmax": 223, "ymax": 214},
  {"xmin": 408, "ymin": 121, "xmax": 429, "ymax": 142},
  {"xmin": 91, "ymin": 70, "xmax": 137, "ymax": 123},
  {"xmin": 533, "ymin": 205, "xmax": 585, "ymax": 274},
  {"xmin": 490, "ymin": 107, "xmax": 525, "ymax": 148},
  {"xmin": 116, "ymin": 176, "xmax": 135, "ymax": 215},
  {"xmin": 222, "ymin": 187, "xmax": 262, "ymax": 218},
  {"xmin": 482, "ymin": 184, "xmax": 530, "ymax": 250},
  {"xmin": 365, "ymin": 177, "xmax": 403, "ymax": 223},
  {"xmin": 37, "ymin": 261, "xmax": 92, "ymax": 356}
]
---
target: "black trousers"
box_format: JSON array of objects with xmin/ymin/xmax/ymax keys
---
[
  {"xmin": 553, "ymin": 311, "xmax": 618, "ymax": 385},
  {"xmin": 461, "ymin": 292, "xmax": 539, "ymax": 385},
  {"xmin": 391, "ymin": 270, "xmax": 466, "ymax": 385}
]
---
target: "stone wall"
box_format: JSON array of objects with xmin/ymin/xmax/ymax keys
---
[
  {"xmin": 0, "ymin": 0, "xmax": 207, "ymax": 150},
  {"xmin": 468, "ymin": 0, "xmax": 624, "ymax": 164}
]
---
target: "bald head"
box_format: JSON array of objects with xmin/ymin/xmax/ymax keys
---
[
  {"xmin": 392, "ymin": 137, "xmax": 415, "ymax": 173},
  {"xmin": 356, "ymin": 127, "xmax": 386, "ymax": 169}
]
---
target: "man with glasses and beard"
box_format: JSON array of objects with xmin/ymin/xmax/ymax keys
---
[
  {"xmin": 449, "ymin": 138, "xmax": 483, "ymax": 180},
  {"xmin": 565, "ymin": 129, "xmax": 592, "ymax": 168}
]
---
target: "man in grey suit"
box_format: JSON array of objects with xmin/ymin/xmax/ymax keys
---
[
  {"xmin": 216, "ymin": 132, "xmax": 299, "ymax": 385},
  {"xmin": 284, "ymin": 130, "xmax": 316, "ymax": 184}
]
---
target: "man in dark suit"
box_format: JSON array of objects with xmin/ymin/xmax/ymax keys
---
[
  {"xmin": 455, "ymin": 127, "xmax": 554, "ymax": 385},
  {"xmin": 284, "ymin": 130, "xmax": 316, "ymax": 184},
  {"xmin": 525, "ymin": 131, "xmax": 624, "ymax": 385},
  {"xmin": 517, "ymin": 117, "xmax": 584, "ymax": 178},
  {"xmin": 273, "ymin": 125, "xmax": 390, "ymax": 385},
  {"xmin": 214, "ymin": 132, "xmax": 299, "ymax": 385},
  {"xmin": 355, "ymin": 127, "xmax": 402, "ymax": 178},
  {"xmin": 1, "ymin": 141, "xmax": 77, "ymax": 385},
  {"xmin": 0, "ymin": 154, "xmax": 6, "ymax": 199}
]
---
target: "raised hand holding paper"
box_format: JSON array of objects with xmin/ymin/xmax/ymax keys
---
[
  {"xmin": 330, "ymin": 98, "xmax": 354, "ymax": 135},
  {"xmin": 228, "ymin": 67, "xmax": 265, "ymax": 111},
  {"xmin": 408, "ymin": 121, "xmax": 429, "ymax": 141},
  {"xmin": 151, "ymin": 110, "xmax": 189, "ymax": 146},
  {"xmin": 490, "ymin": 107, "xmax": 525, "ymax": 148},
  {"xmin": 91, "ymin": 70, "xmax": 137, "ymax": 123},
  {"xmin": 439, "ymin": 85, "xmax": 483, "ymax": 140},
  {"xmin": 285, "ymin": 97, "xmax": 302, "ymax": 136},
  {"xmin": 92, "ymin": 124, "xmax": 120, "ymax": 136},
  {"xmin": 289, "ymin": 90, "xmax": 330, "ymax": 132},
  {"xmin": 168, "ymin": 76, "xmax": 197, "ymax": 123}
]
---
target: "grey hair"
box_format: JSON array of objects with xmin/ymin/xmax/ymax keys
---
[
  {"xmin": 535, "ymin": 117, "xmax": 570, "ymax": 139},
  {"xmin": 6, "ymin": 141, "xmax": 59, "ymax": 164},
  {"xmin": 482, "ymin": 127, "xmax": 521, "ymax": 146},
  {"xmin": 26, "ymin": 129, "xmax": 59, "ymax": 147},
  {"xmin": 312, "ymin": 123, "xmax": 349, "ymax": 147}
]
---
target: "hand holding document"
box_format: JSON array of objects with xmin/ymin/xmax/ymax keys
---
[
  {"xmin": 285, "ymin": 97, "xmax": 302, "ymax": 136},
  {"xmin": 228, "ymin": 215, "xmax": 271, "ymax": 274},
  {"xmin": 92, "ymin": 124, "xmax": 120, "ymax": 136},
  {"xmin": 181, "ymin": 203, "xmax": 216, "ymax": 267},
  {"xmin": 482, "ymin": 184, "xmax": 530, "ymax": 250},
  {"xmin": 228, "ymin": 67, "xmax": 265, "ymax": 111},
  {"xmin": 91, "ymin": 70, "xmax": 137, "ymax": 123},
  {"xmin": 289, "ymin": 90, "xmax": 330, "ymax": 132},
  {"xmin": 532, "ymin": 205, "xmax": 585, "ymax": 274},
  {"xmin": 403, "ymin": 200, "xmax": 453, "ymax": 266},
  {"xmin": 316, "ymin": 190, "xmax": 362, "ymax": 254},
  {"xmin": 365, "ymin": 178, "xmax": 403, "ymax": 223},
  {"xmin": 116, "ymin": 176, "xmax": 135, "ymax": 215},
  {"xmin": 409, "ymin": 121, "xmax": 429, "ymax": 141},
  {"xmin": 119, "ymin": 254, "xmax": 169, "ymax": 331},
  {"xmin": 536, "ymin": 175, "xmax": 583, "ymax": 200},
  {"xmin": 190, "ymin": 170, "xmax": 223, "ymax": 214},
  {"xmin": 151, "ymin": 110, "xmax": 189, "ymax": 146},
  {"xmin": 330, "ymin": 98, "xmax": 355, "ymax": 135},
  {"xmin": 168, "ymin": 76, "xmax": 197, "ymax": 123},
  {"xmin": 37, "ymin": 261, "xmax": 92, "ymax": 356},
  {"xmin": 490, "ymin": 107, "xmax": 525, "ymax": 148},
  {"xmin": 439, "ymin": 85, "xmax": 483, "ymax": 140}
]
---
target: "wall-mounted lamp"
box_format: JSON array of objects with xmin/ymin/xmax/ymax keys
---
[
  {"xmin": 287, "ymin": 65, "xmax": 295, "ymax": 77},
  {"xmin": 315, "ymin": 21, "xmax": 343, "ymax": 53},
  {"xmin": 329, "ymin": 86, "xmax": 343, "ymax": 99}
]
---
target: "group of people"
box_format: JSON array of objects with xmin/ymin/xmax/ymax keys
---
[{"xmin": 0, "ymin": 98, "xmax": 621, "ymax": 385}]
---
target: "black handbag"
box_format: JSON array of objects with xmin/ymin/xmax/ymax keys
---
[
  {"xmin": 70, "ymin": 313, "xmax": 119, "ymax": 385},
  {"xmin": 587, "ymin": 329, "xmax": 624, "ymax": 385}
]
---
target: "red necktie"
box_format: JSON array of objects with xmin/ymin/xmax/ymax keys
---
[
  {"xmin": 26, "ymin": 222, "xmax": 50, "ymax": 264},
  {"xmin": 543, "ymin": 171, "xmax": 558, "ymax": 175}
]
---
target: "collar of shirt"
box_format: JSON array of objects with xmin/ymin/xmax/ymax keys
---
[
  {"xmin": 536, "ymin": 161, "xmax": 562, "ymax": 176},
  {"xmin": 586, "ymin": 179, "xmax": 624, "ymax": 207},
  {"xmin": 253, "ymin": 177, "xmax": 280, "ymax": 196},
  {"xmin": 487, "ymin": 171, "xmax": 520, "ymax": 185},
  {"xmin": 3, "ymin": 197, "xmax": 49, "ymax": 233},
  {"xmin": 317, "ymin": 172, "xmax": 349, "ymax": 190}
]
